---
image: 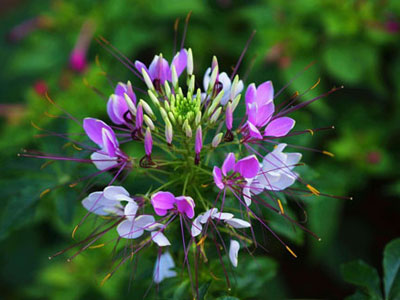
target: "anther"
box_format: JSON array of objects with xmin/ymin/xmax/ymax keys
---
[{"xmin": 306, "ymin": 184, "xmax": 320, "ymax": 196}]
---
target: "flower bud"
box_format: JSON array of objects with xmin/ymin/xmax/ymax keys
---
[
  {"xmin": 187, "ymin": 48, "xmax": 193, "ymax": 76},
  {"xmin": 136, "ymin": 103, "xmax": 143, "ymax": 129},
  {"xmin": 139, "ymin": 100, "xmax": 155, "ymax": 120},
  {"xmin": 212, "ymin": 56, "xmax": 218, "ymax": 71},
  {"xmin": 230, "ymin": 75, "xmax": 239, "ymax": 100},
  {"xmin": 195, "ymin": 126, "xmax": 202, "ymax": 154},
  {"xmin": 207, "ymin": 90, "xmax": 224, "ymax": 116},
  {"xmin": 165, "ymin": 119, "xmax": 173, "ymax": 144},
  {"xmin": 159, "ymin": 107, "xmax": 168, "ymax": 122},
  {"xmin": 144, "ymin": 115, "xmax": 155, "ymax": 131},
  {"xmin": 195, "ymin": 111, "xmax": 202, "ymax": 126},
  {"xmin": 124, "ymin": 93, "xmax": 136, "ymax": 116},
  {"xmin": 148, "ymin": 90, "xmax": 160, "ymax": 107},
  {"xmin": 164, "ymin": 81, "xmax": 171, "ymax": 98},
  {"xmin": 226, "ymin": 102, "xmax": 233, "ymax": 130},
  {"xmin": 187, "ymin": 75, "xmax": 195, "ymax": 94},
  {"xmin": 144, "ymin": 127, "xmax": 152, "ymax": 157},
  {"xmin": 231, "ymin": 93, "xmax": 241, "ymax": 112},
  {"xmin": 168, "ymin": 112, "xmax": 176, "ymax": 125},
  {"xmin": 171, "ymin": 65, "xmax": 178, "ymax": 90},
  {"xmin": 207, "ymin": 64, "xmax": 219, "ymax": 94},
  {"xmin": 210, "ymin": 107, "xmax": 222, "ymax": 124},
  {"xmin": 183, "ymin": 119, "xmax": 192, "ymax": 138},
  {"xmin": 141, "ymin": 68, "xmax": 154, "ymax": 91},
  {"xmin": 212, "ymin": 132, "xmax": 223, "ymax": 148}
]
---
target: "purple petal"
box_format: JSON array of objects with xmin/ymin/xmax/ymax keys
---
[
  {"xmin": 136, "ymin": 104, "xmax": 143, "ymax": 129},
  {"xmin": 175, "ymin": 196, "xmax": 195, "ymax": 219},
  {"xmin": 149, "ymin": 55, "xmax": 171, "ymax": 84},
  {"xmin": 171, "ymin": 49, "xmax": 188, "ymax": 79},
  {"xmin": 256, "ymin": 80, "xmax": 274, "ymax": 105},
  {"xmin": 151, "ymin": 191, "xmax": 176, "ymax": 216},
  {"xmin": 225, "ymin": 103, "xmax": 233, "ymax": 130},
  {"xmin": 135, "ymin": 61, "xmax": 151, "ymax": 80},
  {"xmin": 107, "ymin": 94, "xmax": 130, "ymax": 125},
  {"xmin": 256, "ymin": 102, "xmax": 275, "ymax": 127},
  {"xmin": 247, "ymin": 121, "xmax": 263, "ymax": 140},
  {"xmin": 235, "ymin": 155, "xmax": 260, "ymax": 178},
  {"xmin": 195, "ymin": 126, "xmax": 202, "ymax": 154},
  {"xmin": 245, "ymin": 83, "xmax": 257, "ymax": 107},
  {"xmin": 83, "ymin": 118, "xmax": 116, "ymax": 148},
  {"xmin": 101, "ymin": 127, "xmax": 118, "ymax": 157},
  {"xmin": 264, "ymin": 117, "xmax": 295, "ymax": 137},
  {"xmin": 222, "ymin": 152, "xmax": 236, "ymax": 176},
  {"xmin": 246, "ymin": 103, "xmax": 258, "ymax": 125},
  {"xmin": 213, "ymin": 167, "xmax": 224, "ymax": 189}
]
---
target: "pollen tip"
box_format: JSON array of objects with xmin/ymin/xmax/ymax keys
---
[
  {"xmin": 277, "ymin": 199, "xmax": 284, "ymax": 214},
  {"xmin": 318, "ymin": 238, "xmax": 322, "ymax": 242},
  {"xmin": 322, "ymin": 150, "xmax": 334, "ymax": 157},
  {"xmin": 306, "ymin": 129, "xmax": 314, "ymax": 136},
  {"xmin": 40, "ymin": 188, "xmax": 51, "ymax": 199},
  {"xmin": 285, "ymin": 245, "xmax": 297, "ymax": 258},
  {"xmin": 72, "ymin": 224, "xmax": 79, "ymax": 239},
  {"xmin": 100, "ymin": 273, "xmax": 112, "ymax": 287},
  {"xmin": 306, "ymin": 184, "xmax": 320, "ymax": 196}
]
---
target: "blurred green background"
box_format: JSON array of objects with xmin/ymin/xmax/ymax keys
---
[{"xmin": 1, "ymin": 0, "xmax": 399, "ymax": 299}]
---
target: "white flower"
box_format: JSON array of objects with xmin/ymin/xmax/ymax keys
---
[
  {"xmin": 153, "ymin": 251, "xmax": 177, "ymax": 283},
  {"xmin": 243, "ymin": 143, "xmax": 302, "ymax": 206},
  {"xmin": 81, "ymin": 186, "xmax": 134, "ymax": 216},
  {"xmin": 191, "ymin": 208, "xmax": 251, "ymax": 237}
]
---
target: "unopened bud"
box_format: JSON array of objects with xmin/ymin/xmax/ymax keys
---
[
  {"xmin": 141, "ymin": 68, "xmax": 154, "ymax": 91},
  {"xmin": 195, "ymin": 111, "xmax": 202, "ymax": 126},
  {"xmin": 230, "ymin": 75, "xmax": 239, "ymax": 100},
  {"xmin": 143, "ymin": 115, "xmax": 155, "ymax": 131},
  {"xmin": 226, "ymin": 102, "xmax": 233, "ymax": 130},
  {"xmin": 165, "ymin": 119, "xmax": 173, "ymax": 144},
  {"xmin": 187, "ymin": 75, "xmax": 195, "ymax": 93},
  {"xmin": 231, "ymin": 93, "xmax": 241, "ymax": 112},
  {"xmin": 159, "ymin": 107, "xmax": 168, "ymax": 121},
  {"xmin": 171, "ymin": 65, "xmax": 178, "ymax": 90},
  {"xmin": 139, "ymin": 100, "xmax": 155, "ymax": 120},
  {"xmin": 124, "ymin": 93, "xmax": 136, "ymax": 116},
  {"xmin": 144, "ymin": 127, "xmax": 152, "ymax": 157},
  {"xmin": 195, "ymin": 126, "xmax": 202, "ymax": 154},
  {"xmin": 187, "ymin": 48, "xmax": 193, "ymax": 76},
  {"xmin": 136, "ymin": 103, "xmax": 143, "ymax": 129},
  {"xmin": 148, "ymin": 90, "xmax": 160, "ymax": 107},
  {"xmin": 207, "ymin": 65, "xmax": 219, "ymax": 94},
  {"xmin": 210, "ymin": 107, "xmax": 222, "ymax": 123},
  {"xmin": 207, "ymin": 90, "xmax": 224, "ymax": 116},
  {"xmin": 164, "ymin": 81, "xmax": 171, "ymax": 98},
  {"xmin": 168, "ymin": 112, "xmax": 176, "ymax": 125},
  {"xmin": 212, "ymin": 132, "xmax": 223, "ymax": 148},
  {"xmin": 183, "ymin": 119, "xmax": 192, "ymax": 137}
]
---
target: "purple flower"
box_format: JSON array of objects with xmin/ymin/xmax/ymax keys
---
[
  {"xmin": 107, "ymin": 81, "xmax": 136, "ymax": 126},
  {"xmin": 213, "ymin": 153, "xmax": 260, "ymax": 190},
  {"xmin": 134, "ymin": 49, "xmax": 188, "ymax": 87},
  {"xmin": 151, "ymin": 191, "xmax": 195, "ymax": 219},
  {"xmin": 244, "ymin": 81, "xmax": 295, "ymax": 140},
  {"xmin": 83, "ymin": 118, "xmax": 127, "ymax": 170}
]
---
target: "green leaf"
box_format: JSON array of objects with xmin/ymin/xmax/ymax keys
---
[
  {"xmin": 383, "ymin": 238, "xmax": 400, "ymax": 300},
  {"xmin": 341, "ymin": 260, "xmax": 382, "ymax": 299},
  {"xmin": 173, "ymin": 280, "xmax": 189, "ymax": 300},
  {"xmin": 217, "ymin": 297, "xmax": 240, "ymax": 300},
  {"xmin": 198, "ymin": 280, "xmax": 212, "ymax": 300}
]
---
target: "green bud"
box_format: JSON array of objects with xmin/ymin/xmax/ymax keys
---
[
  {"xmin": 171, "ymin": 65, "xmax": 178, "ymax": 90},
  {"xmin": 207, "ymin": 65, "xmax": 219, "ymax": 94},
  {"xmin": 210, "ymin": 107, "xmax": 222, "ymax": 123},
  {"xmin": 230, "ymin": 75, "xmax": 239, "ymax": 100},
  {"xmin": 143, "ymin": 115, "xmax": 155, "ymax": 131},
  {"xmin": 207, "ymin": 90, "xmax": 224, "ymax": 116},
  {"xmin": 177, "ymin": 115, "xmax": 183, "ymax": 125},
  {"xmin": 177, "ymin": 87, "xmax": 184, "ymax": 98},
  {"xmin": 195, "ymin": 88, "xmax": 202, "ymax": 108},
  {"xmin": 164, "ymin": 81, "xmax": 171, "ymax": 99},
  {"xmin": 187, "ymin": 75, "xmax": 195, "ymax": 94},
  {"xmin": 195, "ymin": 111, "xmax": 202, "ymax": 126},
  {"xmin": 168, "ymin": 112, "xmax": 176, "ymax": 125},
  {"xmin": 183, "ymin": 119, "xmax": 192, "ymax": 138},
  {"xmin": 124, "ymin": 93, "xmax": 136, "ymax": 116},
  {"xmin": 212, "ymin": 132, "xmax": 223, "ymax": 148},
  {"xmin": 165, "ymin": 119, "xmax": 173, "ymax": 144},
  {"xmin": 187, "ymin": 48, "xmax": 193, "ymax": 76},
  {"xmin": 164, "ymin": 100, "xmax": 171, "ymax": 112},
  {"xmin": 148, "ymin": 90, "xmax": 160, "ymax": 107},
  {"xmin": 159, "ymin": 107, "xmax": 168, "ymax": 121},
  {"xmin": 141, "ymin": 68, "xmax": 154, "ymax": 91},
  {"xmin": 232, "ymin": 93, "xmax": 242, "ymax": 112},
  {"xmin": 139, "ymin": 100, "xmax": 155, "ymax": 120}
]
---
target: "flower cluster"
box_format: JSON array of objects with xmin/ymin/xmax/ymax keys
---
[{"xmin": 27, "ymin": 43, "xmax": 340, "ymax": 293}]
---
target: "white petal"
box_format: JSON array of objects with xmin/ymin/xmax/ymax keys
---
[
  {"xmin": 124, "ymin": 201, "xmax": 138, "ymax": 221},
  {"xmin": 229, "ymin": 240, "xmax": 240, "ymax": 267},
  {"xmin": 151, "ymin": 231, "xmax": 171, "ymax": 247},
  {"xmin": 82, "ymin": 191, "xmax": 121, "ymax": 216},
  {"xmin": 104, "ymin": 186, "xmax": 132, "ymax": 202},
  {"xmin": 200, "ymin": 208, "xmax": 219, "ymax": 224},
  {"xmin": 117, "ymin": 220, "xmax": 143, "ymax": 239},
  {"xmin": 191, "ymin": 215, "xmax": 203, "ymax": 237},
  {"xmin": 90, "ymin": 151, "xmax": 118, "ymax": 171},
  {"xmin": 225, "ymin": 218, "xmax": 251, "ymax": 228},
  {"xmin": 286, "ymin": 153, "xmax": 302, "ymax": 169},
  {"xmin": 213, "ymin": 212, "xmax": 234, "ymax": 221},
  {"xmin": 134, "ymin": 215, "xmax": 156, "ymax": 231},
  {"xmin": 218, "ymin": 72, "xmax": 232, "ymax": 105},
  {"xmin": 153, "ymin": 252, "xmax": 177, "ymax": 283},
  {"xmin": 203, "ymin": 67, "xmax": 211, "ymax": 91}
]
